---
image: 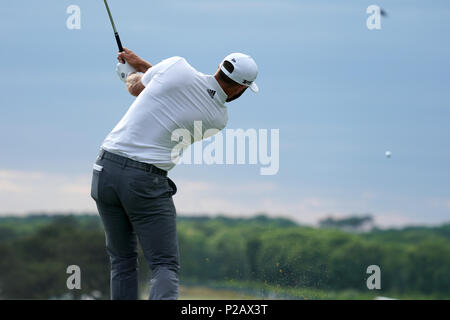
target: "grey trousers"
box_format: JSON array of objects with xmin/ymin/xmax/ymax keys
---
[{"xmin": 90, "ymin": 149, "xmax": 179, "ymax": 300}]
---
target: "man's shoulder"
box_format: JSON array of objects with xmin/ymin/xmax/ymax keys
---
[
  {"xmin": 159, "ymin": 56, "xmax": 196, "ymax": 74},
  {"xmin": 155, "ymin": 56, "xmax": 183, "ymax": 69},
  {"xmin": 165, "ymin": 56, "xmax": 185, "ymax": 63},
  {"xmin": 162, "ymin": 56, "xmax": 188, "ymax": 68}
]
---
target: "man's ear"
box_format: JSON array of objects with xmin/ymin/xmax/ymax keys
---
[{"xmin": 225, "ymin": 86, "xmax": 247, "ymax": 102}]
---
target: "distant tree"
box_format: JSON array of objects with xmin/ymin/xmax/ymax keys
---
[
  {"xmin": 319, "ymin": 215, "xmax": 374, "ymax": 232},
  {"xmin": 1, "ymin": 215, "xmax": 449, "ymax": 299},
  {"xmin": 0, "ymin": 221, "xmax": 109, "ymax": 299}
]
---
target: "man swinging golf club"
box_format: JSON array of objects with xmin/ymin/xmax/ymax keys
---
[
  {"xmin": 92, "ymin": 0, "xmax": 259, "ymax": 303},
  {"xmin": 90, "ymin": 47, "xmax": 259, "ymax": 300}
]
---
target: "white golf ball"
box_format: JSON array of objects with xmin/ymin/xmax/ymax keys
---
[{"xmin": 385, "ymin": 151, "xmax": 391, "ymax": 158}]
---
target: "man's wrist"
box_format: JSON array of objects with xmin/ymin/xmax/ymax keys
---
[{"xmin": 137, "ymin": 61, "xmax": 152, "ymax": 73}]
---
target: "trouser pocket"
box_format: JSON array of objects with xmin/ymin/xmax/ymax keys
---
[
  {"xmin": 90, "ymin": 164, "xmax": 103, "ymax": 201},
  {"xmin": 167, "ymin": 177, "xmax": 177, "ymax": 196}
]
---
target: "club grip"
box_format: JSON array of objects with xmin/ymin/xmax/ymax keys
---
[{"xmin": 115, "ymin": 33, "xmax": 124, "ymax": 52}]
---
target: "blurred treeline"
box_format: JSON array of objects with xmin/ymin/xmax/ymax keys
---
[{"xmin": 0, "ymin": 214, "xmax": 449, "ymax": 299}]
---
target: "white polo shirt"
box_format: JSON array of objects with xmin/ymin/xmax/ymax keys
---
[{"xmin": 101, "ymin": 56, "xmax": 228, "ymax": 171}]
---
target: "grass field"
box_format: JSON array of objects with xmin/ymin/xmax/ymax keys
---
[
  {"xmin": 140, "ymin": 283, "xmax": 377, "ymax": 300},
  {"xmin": 140, "ymin": 282, "xmax": 442, "ymax": 300},
  {"xmin": 139, "ymin": 285, "xmax": 258, "ymax": 300},
  {"xmin": 179, "ymin": 286, "xmax": 260, "ymax": 300}
]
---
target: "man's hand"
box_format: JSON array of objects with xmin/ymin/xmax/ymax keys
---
[
  {"xmin": 116, "ymin": 61, "xmax": 137, "ymax": 82},
  {"xmin": 117, "ymin": 48, "xmax": 152, "ymax": 73}
]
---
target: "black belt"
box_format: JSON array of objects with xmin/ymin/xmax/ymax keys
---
[{"xmin": 98, "ymin": 149, "xmax": 168, "ymax": 177}]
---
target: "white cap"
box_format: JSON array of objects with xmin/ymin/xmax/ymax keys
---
[{"xmin": 220, "ymin": 53, "xmax": 259, "ymax": 93}]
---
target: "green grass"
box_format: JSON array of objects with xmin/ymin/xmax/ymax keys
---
[
  {"xmin": 179, "ymin": 286, "xmax": 260, "ymax": 300},
  {"xmin": 138, "ymin": 280, "xmax": 444, "ymax": 300}
]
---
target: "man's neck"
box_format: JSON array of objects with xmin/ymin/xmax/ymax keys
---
[{"xmin": 214, "ymin": 74, "xmax": 230, "ymax": 97}]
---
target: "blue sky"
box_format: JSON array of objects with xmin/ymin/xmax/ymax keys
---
[{"xmin": 0, "ymin": 0, "xmax": 449, "ymax": 227}]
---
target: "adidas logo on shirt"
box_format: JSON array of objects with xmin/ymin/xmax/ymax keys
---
[{"xmin": 207, "ymin": 89, "xmax": 216, "ymax": 99}]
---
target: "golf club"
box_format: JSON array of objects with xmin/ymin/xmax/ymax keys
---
[
  {"xmin": 104, "ymin": 0, "xmax": 123, "ymax": 52},
  {"xmin": 103, "ymin": 0, "xmax": 136, "ymax": 81}
]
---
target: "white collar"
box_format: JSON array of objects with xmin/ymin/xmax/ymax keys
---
[{"xmin": 206, "ymin": 75, "xmax": 228, "ymax": 105}]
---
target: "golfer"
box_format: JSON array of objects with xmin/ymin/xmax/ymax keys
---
[{"xmin": 90, "ymin": 48, "xmax": 258, "ymax": 300}]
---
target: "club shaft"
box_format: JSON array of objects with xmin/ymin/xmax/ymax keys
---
[
  {"xmin": 114, "ymin": 33, "xmax": 124, "ymax": 52},
  {"xmin": 104, "ymin": 0, "xmax": 124, "ymax": 52}
]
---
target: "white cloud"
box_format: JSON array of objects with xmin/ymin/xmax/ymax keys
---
[
  {"xmin": 173, "ymin": 180, "xmax": 416, "ymax": 227},
  {"xmin": 427, "ymin": 197, "xmax": 450, "ymax": 210},
  {"xmin": 0, "ymin": 169, "xmax": 446, "ymax": 228},
  {"xmin": 0, "ymin": 170, "xmax": 95, "ymax": 214}
]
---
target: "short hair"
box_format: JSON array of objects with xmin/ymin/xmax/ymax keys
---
[{"xmin": 217, "ymin": 60, "xmax": 240, "ymax": 86}]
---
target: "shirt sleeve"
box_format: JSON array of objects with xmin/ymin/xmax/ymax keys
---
[{"xmin": 141, "ymin": 56, "xmax": 183, "ymax": 87}]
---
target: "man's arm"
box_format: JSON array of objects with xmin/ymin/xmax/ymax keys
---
[
  {"xmin": 118, "ymin": 47, "xmax": 152, "ymax": 73},
  {"xmin": 117, "ymin": 48, "xmax": 151, "ymax": 96},
  {"xmin": 126, "ymin": 73, "xmax": 145, "ymax": 97}
]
